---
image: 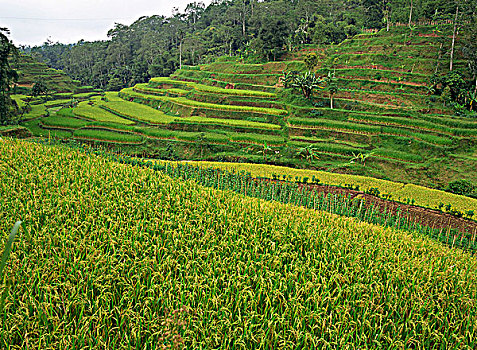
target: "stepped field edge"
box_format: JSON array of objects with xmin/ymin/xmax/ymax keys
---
[{"xmin": 161, "ymin": 160, "xmax": 477, "ymax": 213}]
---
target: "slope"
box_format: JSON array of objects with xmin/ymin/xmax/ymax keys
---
[{"xmin": 1, "ymin": 138, "xmax": 476, "ymax": 348}]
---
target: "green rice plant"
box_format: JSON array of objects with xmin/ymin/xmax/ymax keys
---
[
  {"xmin": 176, "ymin": 161, "xmax": 477, "ymax": 214},
  {"xmin": 121, "ymin": 89, "xmax": 286, "ymax": 122},
  {"xmin": 0, "ymin": 221, "xmax": 21, "ymax": 312},
  {"xmin": 166, "ymin": 88, "xmax": 190, "ymax": 95},
  {"xmin": 42, "ymin": 99, "xmax": 74, "ymax": 108},
  {"xmin": 181, "ymin": 116, "xmax": 281, "ymax": 130},
  {"xmin": 52, "ymin": 92, "xmax": 74, "ymax": 99},
  {"xmin": 72, "ymin": 92, "xmax": 101, "ymax": 99},
  {"xmin": 1, "ymin": 139, "xmax": 477, "ymax": 348},
  {"xmin": 21, "ymin": 119, "xmax": 72, "ymax": 138},
  {"xmin": 73, "ymin": 128, "xmax": 144, "ymax": 144},
  {"xmin": 149, "ymin": 78, "xmax": 277, "ymax": 98},
  {"xmin": 131, "ymin": 86, "xmax": 283, "ymax": 115},
  {"xmin": 289, "ymin": 117, "xmax": 380, "ymax": 134},
  {"xmin": 195, "ymin": 70, "xmax": 281, "ymax": 86},
  {"xmin": 372, "ymin": 148, "xmax": 423, "ymax": 162},
  {"xmin": 290, "ymin": 141, "xmax": 360, "ymax": 156},
  {"xmin": 99, "ymin": 101, "xmax": 177, "ymax": 125},
  {"xmin": 22, "ymin": 104, "xmax": 47, "ymax": 120},
  {"xmin": 41, "ymin": 115, "xmax": 91, "ymax": 129},
  {"xmin": 73, "ymin": 101, "xmax": 135, "ymax": 125},
  {"xmin": 228, "ymin": 132, "xmax": 285, "ymax": 145}
]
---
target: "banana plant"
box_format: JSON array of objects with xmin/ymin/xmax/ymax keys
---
[
  {"xmin": 349, "ymin": 151, "xmax": 375, "ymax": 166},
  {"xmin": 296, "ymin": 145, "xmax": 319, "ymax": 164},
  {"xmin": 291, "ymin": 71, "xmax": 324, "ymax": 99},
  {"xmin": 257, "ymin": 142, "xmax": 273, "ymax": 161}
]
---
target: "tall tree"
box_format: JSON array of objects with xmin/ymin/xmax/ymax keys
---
[{"xmin": 0, "ymin": 28, "xmax": 18, "ymax": 125}]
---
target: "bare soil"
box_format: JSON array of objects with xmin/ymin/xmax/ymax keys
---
[{"xmin": 261, "ymin": 178, "xmax": 477, "ymax": 236}]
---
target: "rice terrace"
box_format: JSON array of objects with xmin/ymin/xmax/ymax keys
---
[{"xmin": 1, "ymin": 0, "xmax": 477, "ymax": 348}]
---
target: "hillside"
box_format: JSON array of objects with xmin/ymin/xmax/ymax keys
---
[
  {"xmin": 8, "ymin": 55, "xmax": 103, "ymax": 126},
  {"xmin": 17, "ymin": 24, "xmax": 477, "ymax": 190},
  {"xmin": 11, "ymin": 54, "xmax": 97, "ymax": 94},
  {"xmin": 1, "ymin": 139, "xmax": 476, "ymax": 348}
]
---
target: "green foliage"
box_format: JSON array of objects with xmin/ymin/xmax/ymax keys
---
[
  {"xmin": 290, "ymin": 71, "xmax": 324, "ymax": 99},
  {"xmin": 74, "ymin": 128, "xmax": 143, "ymax": 143},
  {"xmin": 303, "ymin": 52, "xmax": 319, "ymax": 70},
  {"xmin": 31, "ymin": 79, "xmax": 49, "ymax": 101},
  {"xmin": 73, "ymin": 101, "xmax": 135, "ymax": 125},
  {"xmin": 0, "ymin": 28, "xmax": 19, "ymax": 125},
  {"xmin": 3, "ymin": 140, "xmax": 477, "ymax": 348},
  {"xmin": 446, "ymin": 180, "xmax": 475, "ymax": 197}
]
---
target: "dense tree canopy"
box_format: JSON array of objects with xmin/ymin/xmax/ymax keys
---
[
  {"xmin": 22, "ymin": 0, "xmax": 476, "ymax": 91},
  {"xmin": 0, "ymin": 27, "xmax": 18, "ymax": 125}
]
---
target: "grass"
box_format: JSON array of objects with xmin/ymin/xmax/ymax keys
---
[
  {"xmin": 0, "ymin": 139, "xmax": 476, "ymax": 348},
  {"xmin": 73, "ymin": 101, "xmax": 135, "ymax": 125}
]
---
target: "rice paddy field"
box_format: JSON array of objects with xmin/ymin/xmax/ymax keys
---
[
  {"xmin": 161, "ymin": 160, "xmax": 477, "ymax": 214},
  {"xmin": 11, "ymin": 24, "xmax": 477, "ymax": 201},
  {"xmin": 1, "ymin": 138, "xmax": 477, "ymax": 349}
]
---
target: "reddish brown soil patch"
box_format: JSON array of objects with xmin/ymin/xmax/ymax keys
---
[
  {"xmin": 300, "ymin": 182, "xmax": 477, "ymax": 236},
  {"xmin": 418, "ymin": 33, "xmax": 439, "ymax": 37},
  {"xmin": 258, "ymin": 178, "xmax": 477, "ymax": 237}
]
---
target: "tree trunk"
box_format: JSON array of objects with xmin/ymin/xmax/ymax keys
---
[
  {"xmin": 435, "ymin": 42, "xmax": 443, "ymax": 74},
  {"xmin": 179, "ymin": 40, "xmax": 182, "ymax": 70},
  {"xmin": 450, "ymin": 6, "xmax": 459, "ymax": 71},
  {"xmin": 242, "ymin": 0, "xmax": 246, "ymax": 36},
  {"xmin": 408, "ymin": 0, "xmax": 413, "ymax": 28},
  {"xmin": 386, "ymin": 12, "xmax": 390, "ymax": 32},
  {"xmin": 330, "ymin": 94, "xmax": 334, "ymax": 109}
]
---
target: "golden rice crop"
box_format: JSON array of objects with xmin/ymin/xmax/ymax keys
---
[
  {"xmin": 0, "ymin": 139, "xmax": 476, "ymax": 349},
  {"xmin": 174, "ymin": 161, "xmax": 477, "ymax": 213}
]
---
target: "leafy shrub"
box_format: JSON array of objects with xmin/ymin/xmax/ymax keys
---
[{"xmin": 446, "ymin": 180, "xmax": 475, "ymax": 197}]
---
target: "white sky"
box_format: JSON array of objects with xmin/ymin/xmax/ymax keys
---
[{"xmin": 0, "ymin": 0, "xmax": 211, "ymax": 47}]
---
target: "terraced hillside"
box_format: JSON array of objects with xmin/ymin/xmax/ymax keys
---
[
  {"xmin": 1, "ymin": 139, "xmax": 477, "ymax": 348},
  {"xmin": 20, "ymin": 24, "xmax": 477, "ymax": 188},
  {"xmin": 11, "ymin": 54, "xmax": 98, "ymax": 94},
  {"xmin": 8, "ymin": 55, "xmax": 102, "ymax": 123}
]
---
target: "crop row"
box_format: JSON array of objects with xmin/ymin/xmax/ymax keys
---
[
  {"xmin": 288, "ymin": 117, "xmax": 454, "ymax": 146},
  {"xmin": 73, "ymin": 102, "xmax": 135, "ymax": 125},
  {"xmin": 2, "ymin": 139, "xmax": 476, "ymax": 348},
  {"xmin": 149, "ymin": 78, "xmax": 277, "ymax": 98},
  {"xmin": 124, "ymin": 87, "xmax": 286, "ymax": 116}
]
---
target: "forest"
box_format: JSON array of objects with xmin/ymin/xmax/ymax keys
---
[{"xmin": 22, "ymin": 0, "xmax": 476, "ymax": 91}]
